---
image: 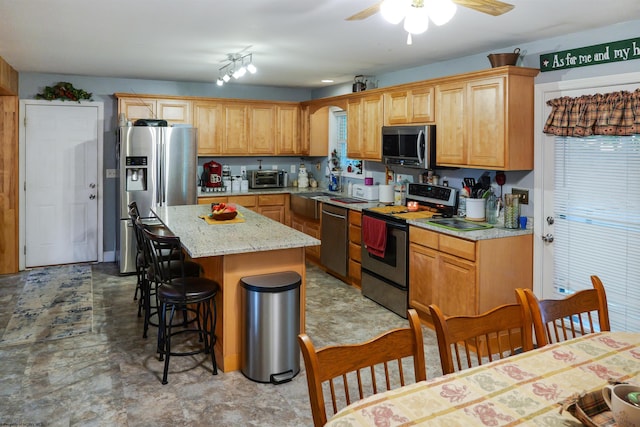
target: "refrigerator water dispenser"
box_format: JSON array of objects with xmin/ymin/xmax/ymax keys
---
[
  {"xmin": 126, "ymin": 168, "xmax": 147, "ymax": 191},
  {"xmin": 125, "ymin": 156, "xmax": 148, "ymax": 191}
]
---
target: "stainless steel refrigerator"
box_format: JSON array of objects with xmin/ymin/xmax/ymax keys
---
[{"xmin": 117, "ymin": 126, "xmax": 198, "ymax": 274}]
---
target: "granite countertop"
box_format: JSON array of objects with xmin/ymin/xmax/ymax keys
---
[
  {"xmin": 152, "ymin": 204, "xmax": 320, "ymax": 258},
  {"xmin": 198, "ymin": 187, "xmax": 380, "ymax": 212},
  {"xmin": 408, "ymin": 217, "xmax": 533, "ymax": 241},
  {"xmin": 197, "ymin": 187, "xmax": 532, "ymax": 240}
]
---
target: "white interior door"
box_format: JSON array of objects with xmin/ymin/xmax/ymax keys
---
[{"xmin": 23, "ymin": 102, "xmax": 101, "ymax": 267}]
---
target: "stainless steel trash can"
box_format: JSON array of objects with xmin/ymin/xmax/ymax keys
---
[{"xmin": 240, "ymin": 271, "xmax": 301, "ymax": 384}]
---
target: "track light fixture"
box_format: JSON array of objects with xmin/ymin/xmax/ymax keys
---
[{"xmin": 216, "ymin": 52, "xmax": 257, "ymax": 86}]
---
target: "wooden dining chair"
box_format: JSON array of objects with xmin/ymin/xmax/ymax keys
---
[
  {"xmin": 429, "ymin": 290, "xmax": 533, "ymax": 375},
  {"xmin": 521, "ymin": 275, "xmax": 610, "ymax": 347},
  {"xmin": 298, "ymin": 309, "xmax": 426, "ymax": 427}
]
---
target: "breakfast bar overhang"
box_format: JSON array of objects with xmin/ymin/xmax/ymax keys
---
[{"xmin": 152, "ymin": 204, "xmax": 320, "ymax": 372}]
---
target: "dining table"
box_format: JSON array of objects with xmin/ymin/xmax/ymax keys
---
[{"xmin": 325, "ymin": 331, "xmax": 640, "ymax": 426}]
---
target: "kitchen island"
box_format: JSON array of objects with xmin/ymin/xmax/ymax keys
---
[{"xmin": 152, "ymin": 204, "xmax": 320, "ymax": 372}]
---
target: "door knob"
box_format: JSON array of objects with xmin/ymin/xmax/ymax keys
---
[
  {"xmin": 541, "ymin": 233, "xmax": 554, "ymax": 243},
  {"xmin": 89, "ymin": 194, "xmax": 96, "ymax": 200},
  {"xmin": 546, "ymin": 216, "xmax": 554, "ymax": 225}
]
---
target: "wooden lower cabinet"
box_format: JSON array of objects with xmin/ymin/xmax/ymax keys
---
[
  {"xmin": 348, "ymin": 210, "xmax": 362, "ymax": 288},
  {"xmin": 291, "ymin": 213, "xmax": 321, "ymax": 263},
  {"xmin": 257, "ymin": 194, "xmax": 289, "ymax": 225},
  {"xmin": 409, "ymin": 226, "xmax": 532, "ymax": 321},
  {"xmin": 198, "ymin": 193, "xmax": 289, "ymax": 225}
]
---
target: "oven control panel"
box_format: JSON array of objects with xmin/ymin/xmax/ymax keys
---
[{"xmin": 407, "ymin": 183, "xmax": 457, "ymax": 207}]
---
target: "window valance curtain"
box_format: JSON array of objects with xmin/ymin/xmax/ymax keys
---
[{"xmin": 543, "ymin": 88, "xmax": 640, "ymax": 137}]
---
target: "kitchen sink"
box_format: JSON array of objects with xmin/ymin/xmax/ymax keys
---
[
  {"xmin": 291, "ymin": 193, "xmax": 329, "ymax": 220},
  {"xmin": 299, "ymin": 192, "xmax": 332, "ymax": 198},
  {"xmin": 425, "ymin": 218, "xmax": 493, "ymax": 231}
]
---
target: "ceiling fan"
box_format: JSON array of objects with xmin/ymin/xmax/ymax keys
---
[{"xmin": 346, "ymin": 0, "xmax": 514, "ymax": 21}]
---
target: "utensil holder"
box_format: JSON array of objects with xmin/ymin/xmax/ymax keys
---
[
  {"xmin": 504, "ymin": 194, "xmax": 520, "ymax": 229},
  {"xmin": 466, "ymin": 198, "xmax": 486, "ymax": 221}
]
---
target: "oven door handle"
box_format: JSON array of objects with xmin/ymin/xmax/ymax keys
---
[
  {"xmin": 363, "ymin": 215, "xmax": 408, "ymax": 231},
  {"xmin": 386, "ymin": 222, "xmax": 408, "ymax": 231}
]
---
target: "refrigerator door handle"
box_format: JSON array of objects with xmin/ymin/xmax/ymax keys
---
[
  {"xmin": 155, "ymin": 133, "xmax": 162, "ymax": 205},
  {"xmin": 161, "ymin": 132, "xmax": 169, "ymax": 206},
  {"xmin": 160, "ymin": 131, "xmax": 166, "ymax": 205}
]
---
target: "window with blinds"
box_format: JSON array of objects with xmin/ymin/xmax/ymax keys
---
[
  {"xmin": 553, "ymin": 135, "xmax": 640, "ymax": 332},
  {"xmin": 334, "ymin": 111, "xmax": 362, "ymax": 177}
]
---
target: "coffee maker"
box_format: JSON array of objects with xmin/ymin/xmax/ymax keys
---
[{"xmin": 201, "ymin": 160, "xmax": 223, "ymax": 192}]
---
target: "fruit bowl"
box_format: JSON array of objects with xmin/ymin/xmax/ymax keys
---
[{"xmin": 210, "ymin": 210, "xmax": 238, "ymax": 221}]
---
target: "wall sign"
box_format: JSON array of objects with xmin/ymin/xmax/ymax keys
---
[{"xmin": 539, "ymin": 37, "xmax": 640, "ymax": 72}]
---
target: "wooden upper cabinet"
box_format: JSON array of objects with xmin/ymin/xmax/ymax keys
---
[
  {"xmin": 222, "ymin": 103, "xmax": 248, "ymax": 154},
  {"xmin": 384, "ymin": 85, "xmax": 434, "ymax": 125},
  {"xmin": 248, "ymin": 104, "xmax": 276, "ymax": 154},
  {"xmin": 193, "ymin": 101, "xmax": 222, "ymax": 155},
  {"xmin": 0, "ymin": 56, "xmax": 19, "ymax": 95},
  {"xmin": 347, "ymin": 93, "xmax": 383, "ymax": 160},
  {"xmin": 308, "ymin": 106, "xmax": 329, "ymax": 156},
  {"xmin": 435, "ymin": 82, "xmax": 466, "ymax": 165},
  {"xmin": 156, "ymin": 99, "xmax": 191, "ymax": 124},
  {"xmin": 466, "ymin": 77, "xmax": 506, "ymax": 168},
  {"xmin": 435, "ymin": 67, "xmax": 539, "ymax": 170},
  {"xmin": 118, "ymin": 96, "xmax": 190, "ymax": 125},
  {"xmin": 275, "ymin": 104, "xmax": 300, "ymax": 155},
  {"xmin": 119, "ymin": 98, "xmax": 156, "ymax": 122},
  {"xmin": 300, "ymin": 104, "xmax": 310, "ymax": 155}
]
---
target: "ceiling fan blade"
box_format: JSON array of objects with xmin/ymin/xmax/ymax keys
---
[
  {"xmin": 452, "ymin": 0, "xmax": 514, "ymax": 16},
  {"xmin": 345, "ymin": 1, "xmax": 383, "ymax": 21}
]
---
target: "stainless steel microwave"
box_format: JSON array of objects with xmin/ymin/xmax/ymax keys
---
[{"xmin": 382, "ymin": 125, "xmax": 436, "ymax": 169}]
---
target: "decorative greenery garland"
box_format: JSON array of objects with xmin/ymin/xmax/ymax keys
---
[{"xmin": 35, "ymin": 82, "xmax": 93, "ymax": 102}]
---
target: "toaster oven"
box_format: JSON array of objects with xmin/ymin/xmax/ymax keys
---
[{"xmin": 248, "ymin": 170, "xmax": 286, "ymax": 189}]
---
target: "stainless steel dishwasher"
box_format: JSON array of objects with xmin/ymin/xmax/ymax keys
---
[{"xmin": 320, "ymin": 203, "xmax": 348, "ymax": 277}]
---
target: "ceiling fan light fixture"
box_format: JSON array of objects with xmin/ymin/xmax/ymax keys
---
[
  {"xmin": 380, "ymin": 0, "xmax": 410, "ymax": 24},
  {"xmin": 216, "ymin": 78, "xmax": 224, "ymax": 86},
  {"xmin": 222, "ymin": 73, "xmax": 231, "ymax": 83},
  {"xmin": 247, "ymin": 63, "xmax": 257, "ymax": 74},
  {"xmin": 426, "ymin": 0, "xmax": 457, "ymax": 26},
  {"xmin": 403, "ymin": 5, "xmax": 429, "ymax": 34}
]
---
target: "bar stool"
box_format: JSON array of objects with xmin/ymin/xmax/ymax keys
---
[
  {"xmin": 142, "ymin": 226, "xmax": 220, "ymax": 385},
  {"xmin": 133, "ymin": 217, "xmax": 200, "ymax": 338},
  {"xmin": 128, "ymin": 202, "xmax": 152, "ymax": 316},
  {"xmin": 128, "ymin": 202, "xmax": 180, "ymax": 315}
]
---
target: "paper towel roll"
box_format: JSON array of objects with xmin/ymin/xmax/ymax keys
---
[{"xmin": 379, "ymin": 185, "xmax": 394, "ymax": 203}]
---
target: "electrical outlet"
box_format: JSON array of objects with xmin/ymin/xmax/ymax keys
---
[
  {"xmin": 290, "ymin": 164, "xmax": 296, "ymax": 173},
  {"xmin": 272, "ymin": 165, "xmax": 278, "ymax": 170},
  {"xmin": 512, "ymin": 188, "xmax": 529, "ymax": 204},
  {"xmin": 106, "ymin": 169, "xmax": 117, "ymax": 178},
  {"xmin": 240, "ymin": 165, "xmax": 247, "ymax": 176}
]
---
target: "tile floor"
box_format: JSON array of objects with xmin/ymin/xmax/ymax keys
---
[{"xmin": 0, "ymin": 262, "xmax": 442, "ymax": 426}]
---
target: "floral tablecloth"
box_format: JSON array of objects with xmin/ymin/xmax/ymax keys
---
[{"xmin": 325, "ymin": 331, "xmax": 640, "ymax": 426}]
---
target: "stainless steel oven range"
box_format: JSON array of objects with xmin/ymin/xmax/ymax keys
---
[{"xmin": 361, "ymin": 183, "xmax": 458, "ymax": 318}]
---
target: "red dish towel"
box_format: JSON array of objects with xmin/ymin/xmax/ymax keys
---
[{"xmin": 363, "ymin": 216, "xmax": 387, "ymax": 257}]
